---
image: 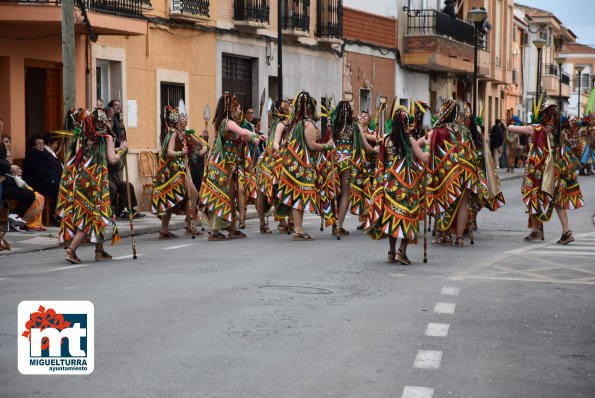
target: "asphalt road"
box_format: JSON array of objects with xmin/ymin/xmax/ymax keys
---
[{"xmin": 1, "ymin": 176, "xmax": 594, "ymax": 398}]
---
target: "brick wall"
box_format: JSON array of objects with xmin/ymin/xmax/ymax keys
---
[
  {"xmin": 404, "ymin": 35, "xmax": 473, "ymax": 60},
  {"xmin": 343, "ymin": 8, "xmax": 396, "ymax": 48}
]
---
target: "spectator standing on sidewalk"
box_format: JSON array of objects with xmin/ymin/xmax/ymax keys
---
[{"xmin": 490, "ymin": 119, "xmax": 504, "ymax": 169}]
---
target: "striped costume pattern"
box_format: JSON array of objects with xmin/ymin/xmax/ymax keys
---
[{"xmin": 151, "ymin": 130, "xmax": 186, "ymax": 216}]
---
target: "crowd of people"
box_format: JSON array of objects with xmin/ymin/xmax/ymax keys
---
[{"xmin": 0, "ymin": 92, "xmax": 591, "ymax": 262}]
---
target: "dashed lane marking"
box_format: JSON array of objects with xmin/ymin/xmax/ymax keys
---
[
  {"xmin": 46, "ymin": 264, "xmax": 90, "ymax": 272},
  {"xmin": 112, "ymin": 254, "xmax": 146, "ymax": 260},
  {"xmin": 164, "ymin": 244, "xmax": 196, "ymax": 250},
  {"xmin": 433, "ymin": 303, "xmax": 456, "ymax": 314},
  {"xmin": 441, "ymin": 286, "xmax": 460, "ymax": 296},
  {"xmin": 425, "ymin": 323, "xmax": 450, "ymax": 337},
  {"xmin": 402, "ymin": 386, "xmax": 434, "ymax": 398},
  {"xmin": 413, "ymin": 350, "xmax": 442, "ymax": 369}
]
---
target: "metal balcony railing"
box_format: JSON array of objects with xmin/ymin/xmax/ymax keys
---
[
  {"xmin": 316, "ymin": 0, "xmax": 342, "ymax": 39},
  {"xmin": 544, "ymin": 63, "xmax": 558, "ymax": 75},
  {"xmin": 561, "ymin": 73, "xmax": 570, "ymax": 85},
  {"xmin": 171, "ymin": 0, "xmax": 209, "ymax": 17},
  {"xmin": 283, "ymin": 0, "xmax": 309, "ymax": 32},
  {"xmin": 0, "ymin": 0, "xmax": 147, "ymax": 19},
  {"xmin": 406, "ymin": 9, "xmax": 487, "ymax": 50},
  {"xmin": 233, "ymin": 0, "xmax": 269, "ymax": 24}
]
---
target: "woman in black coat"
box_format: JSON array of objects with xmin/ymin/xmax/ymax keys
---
[{"xmin": 22, "ymin": 134, "xmax": 62, "ymax": 203}]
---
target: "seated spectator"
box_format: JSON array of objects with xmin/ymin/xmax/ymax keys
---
[
  {"xmin": 0, "ymin": 116, "xmax": 35, "ymax": 229},
  {"xmin": 23, "ymin": 134, "xmax": 61, "ymax": 205}
]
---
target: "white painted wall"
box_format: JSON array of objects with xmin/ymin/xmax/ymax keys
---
[
  {"xmin": 344, "ymin": 0, "xmax": 397, "ymax": 17},
  {"xmin": 216, "ymin": 34, "xmax": 342, "ymax": 128},
  {"xmin": 396, "ymin": 67, "xmax": 430, "ymax": 104}
]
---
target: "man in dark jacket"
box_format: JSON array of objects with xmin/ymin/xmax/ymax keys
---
[
  {"xmin": 1, "ymin": 138, "xmax": 34, "ymax": 228},
  {"xmin": 490, "ymin": 119, "xmax": 505, "ymax": 169},
  {"xmin": 22, "ymin": 135, "xmax": 61, "ymax": 204}
]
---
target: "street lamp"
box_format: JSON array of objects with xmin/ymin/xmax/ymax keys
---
[
  {"xmin": 533, "ymin": 38, "xmax": 547, "ymax": 99},
  {"xmin": 468, "ymin": 7, "xmax": 488, "ymax": 117},
  {"xmin": 555, "ymin": 56, "xmax": 565, "ymax": 113},
  {"xmin": 575, "ymin": 65, "xmax": 585, "ymax": 120}
]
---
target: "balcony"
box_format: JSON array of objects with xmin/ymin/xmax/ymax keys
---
[
  {"xmin": 233, "ymin": 0, "xmax": 269, "ymax": 29},
  {"xmin": 542, "ymin": 75, "xmax": 570, "ymax": 98},
  {"xmin": 282, "ymin": 0, "xmax": 309, "ymax": 37},
  {"xmin": 0, "ymin": 0, "xmax": 147, "ymax": 35},
  {"xmin": 402, "ymin": 9, "xmax": 489, "ymax": 75},
  {"xmin": 316, "ymin": 0, "xmax": 342, "ymax": 45},
  {"xmin": 170, "ymin": 0, "xmax": 210, "ymax": 22}
]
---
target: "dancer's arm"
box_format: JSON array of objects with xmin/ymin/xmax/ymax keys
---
[
  {"xmin": 166, "ymin": 133, "xmax": 186, "ymax": 160},
  {"xmin": 272, "ymin": 122, "xmax": 286, "ymax": 152},
  {"xmin": 410, "ymin": 137, "xmax": 430, "ymax": 165},
  {"xmin": 226, "ymin": 120, "xmax": 267, "ymax": 144},
  {"xmin": 507, "ymin": 124, "xmax": 534, "ymax": 135},
  {"xmin": 106, "ymin": 135, "xmax": 128, "ymax": 165},
  {"xmin": 305, "ymin": 121, "xmax": 333, "ymax": 152}
]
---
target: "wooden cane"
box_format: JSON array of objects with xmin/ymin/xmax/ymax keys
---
[
  {"xmin": 123, "ymin": 154, "xmax": 138, "ymax": 259},
  {"xmin": 182, "ymin": 134, "xmax": 195, "ymax": 239}
]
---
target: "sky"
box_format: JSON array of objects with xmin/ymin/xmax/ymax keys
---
[{"xmin": 507, "ymin": 0, "xmax": 595, "ymax": 46}]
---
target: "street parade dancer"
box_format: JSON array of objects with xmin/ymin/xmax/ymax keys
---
[
  {"xmin": 151, "ymin": 103, "xmax": 207, "ymax": 240},
  {"xmin": 57, "ymin": 108, "xmax": 128, "ymax": 264},
  {"xmin": 276, "ymin": 91, "xmax": 334, "ymax": 241},
  {"xmin": 200, "ymin": 92, "xmax": 265, "ymax": 241},
  {"xmin": 354, "ymin": 109, "xmax": 379, "ymax": 231},
  {"xmin": 238, "ymin": 109, "xmax": 259, "ymax": 229},
  {"xmin": 255, "ymin": 99, "xmax": 292, "ymax": 234},
  {"xmin": 466, "ymin": 103, "xmax": 505, "ymax": 234},
  {"xmin": 577, "ymin": 114, "xmax": 595, "ymax": 175},
  {"xmin": 507, "ymin": 101, "xmax": 584, "ymax": 244},
  {"xmin": 332, "ymin": 100, "xmax": 378, "ymax": 237},
  {"xmin": 423, "ymin": 98, "xmax": 479, "ymax": 247},
  {"xmin": 365, "ymin": 105, "xmax": 430, "ymax": 264}
]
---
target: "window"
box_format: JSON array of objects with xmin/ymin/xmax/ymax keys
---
[
  {"xmin": 222, "ymin": 54, "xmax": 253, "ymax": 109},
  {"xmin": 359, "ymin": 89, "xmax": 371, "ymax": 114},
  {"xmin": 160, "ymin": 82, "xmax": 185, "ymax": 110}
]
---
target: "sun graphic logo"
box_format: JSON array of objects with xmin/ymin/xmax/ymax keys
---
[{"xmin": 18, "ymin": 301, "xmax": 94, "ymax": 375}]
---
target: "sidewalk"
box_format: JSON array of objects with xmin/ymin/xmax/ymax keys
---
[
  {"xmin": 0, "ymin": 209, "xmax": 259, "ymax": 257},
  {"xmin": 1, "ymin": 171, "xmax": 524, "ymax": 257}
]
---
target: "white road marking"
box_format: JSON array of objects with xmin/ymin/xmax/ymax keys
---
[
  {"xmin": 413, "ymin": 350, "xmax": 442, "ymax": 369},
  {"xmin": 46, "ymin": 264, "xmax": 90, "ymax": 272},
  {"xmin": 447, "ymin": 276, "xmax": 464, "ymax": 280},
  {"xmin": 434, "ymin": 302, "xmax": 456, "ymax": 314},
  {"xmin": 402, "ymin": 386, "xmax": 434, "ymax": 398},
  {"xmin": 531, "ymin": 250, "xmax": 595, "ymax": 257},
  {"xmin": 534, "ymin": 245, "xmax": 595, "ymax": 251},
  {"xmin": 164, "ymin": 244, "xmax": 196, "ymax": 250},
  {"xmin": 113, "ymin": 254, "xmax": 146, "ymax": 260},
  {"xmin": 0, "ymin": 278, "xmax": 11, "ymax": 281},
  {"xmin": 441, "ymin": 286, "xmax": 460, "ymax": 296},
  {"xmin": 506, "ymin": 242, "xmax": 550, "ymax": 254},
  {"xmin": 425, "ymin": 323, "xmax": 450, "ymax": 337}
]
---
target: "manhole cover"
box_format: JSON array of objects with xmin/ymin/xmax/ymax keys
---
[{"xmin": 259, "ymin": 285, "xmax": 333, "ymax": 295}]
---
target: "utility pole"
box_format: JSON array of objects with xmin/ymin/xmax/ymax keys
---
[
  {"xmin": 62, "ymin": 0, "xmax": 76, "ymax": 115},
  {"xmin": 277, "ymin": 0, "xmax": 283, "ymax": 100}
]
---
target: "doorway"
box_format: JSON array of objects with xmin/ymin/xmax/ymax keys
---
[{"xmin": 25, "ymin": 67, "xmax": 62, "ymax": 141}]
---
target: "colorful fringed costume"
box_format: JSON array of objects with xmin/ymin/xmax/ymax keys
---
[
  {"xmin": 255, "ymin": 119, "xmax": 285, "ymax": 204},
  {"xmin": 200, "ymin": 120, "xmax": 243, "ymax": 229},
  {"xmin": 151, "ymin": 129, "xmax": 186, "ymax": 215},
  {"xmin": 427, "ymin": 123, "xmax": 478, "ymax": 231},
  {"xmin": 276, "ymin": 120, "xmax": 320, "ymax": 216},
  {"xmin": 365, "ymin": 136, "xmax": 425, "ymax": 242},
  {"xmin": 57, "ymin": 109, "xmax": 118, "ymax": 244},
  {"xmin": 345, "ymin": 123, "xmax": 370, "ymax": 216},
  {"xmin": 523, "ymin": 125, "xmax": 584, "ymax": 222}
]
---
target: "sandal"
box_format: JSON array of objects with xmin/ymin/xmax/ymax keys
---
[
  {"xmin": 332, "ymin": 227, "xmax": 350, "ymax": 237},
  {"xmin": 387, "ymin": 251, "xmax": 396, "ymax": 263},
  {"xmin": 432, "ymin": 235, "xmax": 452, "ymax": 246},
  {"xmin": 0, "ymin": 229, "xmax": 10, "ymax": 251},
  {"xmin": 158, "ymin": 231, "xmax": 178, "ymax": 240},
  {"xmin": 287, "ymin": 221, "xmax": 295, "ymax": 234},
  {"xmin": 396, "ymin": 249, "xmax": 411, "ymax": 265},
  {"xmin": 65, "ymin": 248, "xmax": 81, "ymax": 264},
  {"xmin": 228, "ymin": 229, "xmax": 247, "ymax": 239},
  {"xmin": 292, "ymin": 232, "xmax": 314, "ymax": 241},
  {"xmin": 185, "ymin": 227, "xmax": 203, "ymax": 237},
  {"xmin": 454, "ymin": 237, "xmax": 464, "ymax": 247},
  {"xmin": 95, "ymin": 250, "xmax": 113, "ymax": 261},
  {"xmin": 208, "ymin": 231, "xmax": 229, "ymax": 241},
  {"xmin": 469, "ymin": 221, "xmax": 478, "ymax": 232},
  {"xmin": 260, "ymin": 225, "xmax": 272, "ymax": 234},
  {"xmin": 277, "ymin": 224, "xmax": 289, "ymax": 234},
  {"xmin": 239, "ymin": 218, "xmax": 246, "ymax": 229},
  {"xmin": 356, "ymin": 223, "xmax": 365, "ymax": 231},
  {"xmin": 524, "ymin": 230, "xmax": 543, "ymax": 242},
  {"xmin": 557, "ymin": 230, "xmax": 574, "ymax": 245}
]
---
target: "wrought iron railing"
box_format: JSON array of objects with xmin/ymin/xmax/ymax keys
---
[
  {"xmin": 561, "ymin": 73, "xmax": 570, "ymax": 85},
  {"xmin": 283, "ymin": 0, "xmax": 309, "ymax": 32},
  {"xmin": 316, "ymin": 0, "xmax": 342, "ymax": 39},
  {"xmin": 406, "ymin": 9, "xmax": 487, "ymax": 50},
  {"xmin": 171, "ymin": 0, "xmax": 209, "ymax": 17},
  {"xmin": 544, "ymin": 63, "xmax": 558, "ymax": 75},
  {"xmin": 0, "ymin": 0, "xmax": 147, "ymax": 19},
  {"xmin": 233, "ymin": 0, "xmax": 269, "ymax": 24}
]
